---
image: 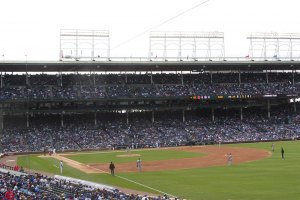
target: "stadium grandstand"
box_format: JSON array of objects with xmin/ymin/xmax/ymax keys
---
[{"xmin": 0, "ymin": 60, "xmax": 300, "ymax": 152}]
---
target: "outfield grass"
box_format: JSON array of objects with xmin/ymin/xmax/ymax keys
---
[{"xmin": 18, "ymin": 141, "xmax": 300, "ymax": 200}]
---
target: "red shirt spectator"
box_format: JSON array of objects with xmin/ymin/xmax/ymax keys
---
[
  {"xmin": 13, "ymin": 165, "xmax": 20, "ymax": 171},
  {"xmin": 4, "ymin": 188, "xmax": 14, "ymax": 200}
]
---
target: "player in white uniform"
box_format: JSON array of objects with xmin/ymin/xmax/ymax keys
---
[
  {"xmin": 227, "ymin": 153, "xmax": 233, "ymax": 166},
  {"xmin": 60, "ymin": 160, "xmax": 64, "ymax": 174},
  {"xmin": 136, "ymin": 158, "xmax": 142, "ymax": 172}
]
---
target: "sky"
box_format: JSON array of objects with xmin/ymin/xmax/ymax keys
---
[{"xmin": 0, "ymin": 0, "xmax": 300, "ymax": 61}]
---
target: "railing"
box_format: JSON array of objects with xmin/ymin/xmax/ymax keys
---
[
  {"xmin": 1, "ymin": 56, "xmax": 300, "ymax": 63},
  {"xmin": 57, "ymin": 56, "xmax": 300, "ymax": 62}
]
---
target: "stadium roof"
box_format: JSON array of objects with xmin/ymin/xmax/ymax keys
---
[{"xmin": 0, "ymin": 60, "xmax": 299, "ymax": 72}]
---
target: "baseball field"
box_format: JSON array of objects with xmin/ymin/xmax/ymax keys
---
[{"xmin": 16, "ymin": 141, "xmax": 300, "ymax": 200}]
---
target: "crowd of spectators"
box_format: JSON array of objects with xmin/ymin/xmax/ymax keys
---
[
  {"xmin": 1, "ymin": 105, "xmax": 300, "ymax": 153},
  {"xmin": 0, "ymin": 76, "xmax": 298, "ymax": 161},
  {"xmin": 2, "ymin": 72, "xmax": 299, "ymax": 85},
  {"xmin": 0, "ymin": 171, "xmax": 167, "ymax": 199},
  {"xmin": 0, "ymin": 72, "xmax": 300, "ymax": 100},
  {"xmin": 1, "ymin": 83, "xmax": 300, "ymax": 100}
]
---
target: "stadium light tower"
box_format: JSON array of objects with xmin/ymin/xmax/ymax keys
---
[
  {"xmin": 59, "ymin": 29, "xmax": 110, "ymax": 61},
  {"xmin": 247, "ymin": 32, "xmax": 300, "ymax": 61},
  {"xmin": 149, "ymin": 31, "xmax": 225, "ymax": 61}
]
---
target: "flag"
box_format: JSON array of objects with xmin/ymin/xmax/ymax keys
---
[
  {"xmin": 273, "ymin": 54, "xmax": 277, "ymax": 58},
  {"xmin": 245, "ymin": 55, "xmax": 249, "ymax": 58}
]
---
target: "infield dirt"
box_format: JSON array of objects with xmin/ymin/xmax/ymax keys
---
[{"xmin": 47, "ymin": 146, "xmax": 271, "ymax": 173}]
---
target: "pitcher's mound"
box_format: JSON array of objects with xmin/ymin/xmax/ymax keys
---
[{"xmin": 117, "ymin": 154, "xmax": 141, "ymax": 157}]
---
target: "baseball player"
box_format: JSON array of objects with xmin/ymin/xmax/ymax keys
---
[
  {"xmin": 109, "ymin": 161, "xmax": 115, "ymax": 176},
  {"xmin": 281, "ymin": 147, "xmax": 284, "ymax": 159},
  {"xmin": 227, "ymin": 153, "xmax": 233, "ymax": 166},
  {"xmin": 137, "ymin": 158, "xmax": 142, "ymax": 172},
  {"xmin": 60, "ymin": 160, "xmax": 64, "ymax": 174}
]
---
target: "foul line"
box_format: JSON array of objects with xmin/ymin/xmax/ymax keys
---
[
  {"xmin": 116, "ymin": 175, "xmax": 177, "ymax": 198},
  {"xmin": 86, "ymin": 164, "xmax": 177, "ymax": 198}
]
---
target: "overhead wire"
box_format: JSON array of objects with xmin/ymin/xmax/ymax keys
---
[{"xmin": 111, "ymin": 0, "xmax": 211, "ymax": 51}]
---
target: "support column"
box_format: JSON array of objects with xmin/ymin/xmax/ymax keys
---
[
  {"xmin": 182, "ymin": 110, "xmax": 185, "ymax": 122},
  {"xmin": 294, "ymin": 98, "xmax": 297, "ymax": 113},
  {"xmin": 93, "ymin": 72, "xmax": 96, "ymax": 87},
  {"xmin": 152, "ymin": 110, "xmax": 155, "ymax": 123},
  {"xmin": 210, "ymin": 72, "xmax": 213, "ymax": 84},
  {"xmin": 61, "ymin": 112, "xmax": 64, "ymax": 127},
  {"xmin": 26, "ymin": 74, "xmax": 29, "ymax": 85},
  {"xmin": 60, "ymin": 73, "xmax": 63, "ymax": 87},
  {"xmin": 126, "ymin": 112, "xmax": 129, "ymax": 125},
  {"xmin": 0, "ymin": 106, "xmax": 3, "ymax": 132},
  {"xmin": 267, "ymin": 100, "xmax": 270, "ymax": 119},
  {"xmin": 181, "ymin": 72, "xmax": 184, "ymax": 85},
  {"xmin": 266, "ymin": 71, "xmax": 269, "ymax": 84},
  {"xmin": 240, "ymin": 107, "xmax": 243, "ymax": 121},
  {"xmin": 211, "ymin": 108, "xmax": 215, "ymax": 122},
  {"xmin": 292, "ymin": 70, "xmax": 295, "ymax": 85},
  {"xmin": 0, "ymin": 73, "xmax": 3, "ymax": 88},
  {"xmin": 94, "ymin": 112, "xmax": 97, "ymax": 126},
  {"xmin": 238, "ymin": 71, "xmax": 241, "ymax": 85},
  {"xmin": 0, "ymin": 106, "xmax": 3, "ymax": 152},
  {"xmin": 150, "ymin": 73, "xmax": 153, "ymax": 84},
  {"xmin": 26, "ymin": 113, "xmax": 29, "ymax": 128}
]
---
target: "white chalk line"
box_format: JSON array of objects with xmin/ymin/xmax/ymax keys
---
[
  {"xmin": 86, "ymin": 164, "xmax": 177, "ymax": 198},
  {"xmin": 116, "ymin": 174, "xmax": 177, "ymax": 198}
]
